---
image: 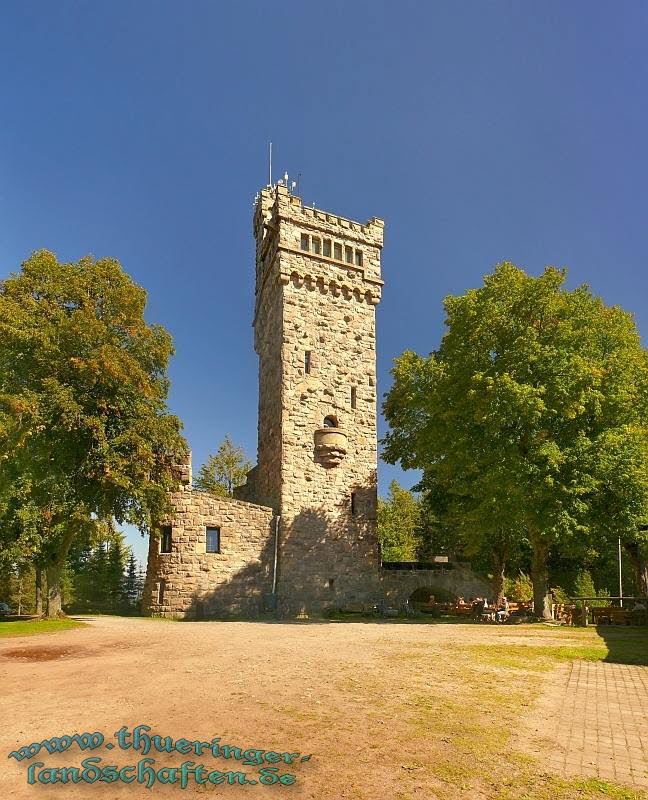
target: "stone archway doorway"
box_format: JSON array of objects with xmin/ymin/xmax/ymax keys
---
[{"xmin": 409, "ymin": 587, "xmax": 436, "ymax": 613}]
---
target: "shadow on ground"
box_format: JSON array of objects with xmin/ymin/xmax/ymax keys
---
[{"xmin": 595, "ymin": 624, "xmax": 648, "ymax": 666}]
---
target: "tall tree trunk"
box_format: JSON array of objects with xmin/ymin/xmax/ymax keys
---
[
  {"xmin": 623, "ymin": 541, "xmax": 648, "ymax": 598},
  {"xmin": 46, "ymin": 561, "xmax": 64, "ymax": 618},
  {"xmin": 530, "ymin": 533, "xmax": 552, "ymax": 620},
  {"xmin": 35, "ymin": 567, "xmax": 43, "ymax": 616},
  {"xmin": 44, "ymin": 527, "xmax": 77, "ymax": 619},
  {"xmin": 491, "ymin": 549, "xmax": 507, "ymax": 606}
]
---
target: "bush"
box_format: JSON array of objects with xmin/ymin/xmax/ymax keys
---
[
  {"xmin": 503, "ymin": 572, "xmax": 533, "ymax": 603},
  {"xmin": 551, "ymin": 586, "xmax": 570, "ymax": 605},
  {"xmin": 573, "ymin": 570, "xmax": 611, "ymax": 608}
]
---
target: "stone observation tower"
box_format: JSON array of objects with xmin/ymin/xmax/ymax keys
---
[
  {"xmin": 239, "ymin": 183, "xmax": 385, "ymax": 615},
  {"xmin": 142, "ymin": 182, "xmax": 384, "ymax": 618}
]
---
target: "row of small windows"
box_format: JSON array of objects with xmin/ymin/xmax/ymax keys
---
[
  {"xmin": 159, "ymin": 525, "xmax": 220, "ymax": 554},
  {"xmin": 300, "ymin": 234, "xmax": 363, "ymax": 266}
]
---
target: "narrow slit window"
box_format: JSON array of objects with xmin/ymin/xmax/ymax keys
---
[
  {"xmin": 334, "ymin": 242, "xmax": 342, "ymax": 260},
  {"xmin": 323, "ymin": 239, "xmax": 331, "ymax": 257},
  {"xmin": 312, "ymin": 237, "xmax": 321, "ymax": 255},
  {"xmin": 351, "ymin": 386, "xmax": 357, "ymax": 409},
  {"xmin": 304, "ymin": 351, "xmax": 312, "ymax": 374},
  {"xmin": 206, "ymin": 527, "xmax": 221, "ymax": 553},
  {"xmin": 158, "ymin": 579, "xmax": 166, "ymax": 604},
  {"xmin": 355, "ymin": 249, "xmax": 363, "ymax": 266},
  {"xmin": 160, "ymin": 525, "xmax": 172, "ymax": 554},
  {"xmin": 300, "ymin": 234, "xmax": 310, "ymax": 251},
  {"xmin": 350, "ymin": 492, "xmax": 357, "ymax": 515},
  {"xmin": 345, "ymin": 246, "xmax": 353, "ymax": 264},
  {"xmin": 328, "ymin": 578, "xmax": 335, "ymax": 589}
]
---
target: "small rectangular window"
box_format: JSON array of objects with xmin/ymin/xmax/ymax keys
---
[
  {"xmin": 351, "ymin": 492, "xmax": 357, "ymax": 515},
  {"xmin": 158, "ymin": 579, "xmax": 166, "ymax": 604},
  {"xmin": 312, "ymin": 237, "xmax": 321, "ymax": 255},
  {"xmin": 300, "ymin": 234, "xmax": 309, "ymax": 251},
  {"xmin": 160, "ymin": 525, "xmax": 172, "ymax": 554},
  {"xmin": 334, "ymin": 242, "xmax": 342, "ymax": 260},
  {"xmin": 328, "ymin": 578, "xmax": 335, "ymax": 589},
  {"xmin": 323, "ymin": 239, "xmax": 331, "ymax": 257},
  {"xmin": 304, "ymin": 351, "xmax": 311, "ymax": 375},
  {"xmin": 345, "ymin": 246, "xmax": 353, "ymax": 264},
  {"xmin": 351, "ymin": 386, "xmax": 357, "ymax": 409},
  {"xmin": 355, "ymin": 249, "xmax": 363, "ymax": 266},
  {"xmin": 206, "ymin": 527, "xmax": 220, "ymax": 553}
]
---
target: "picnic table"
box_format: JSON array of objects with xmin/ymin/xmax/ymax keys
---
[{"xmin": 591, "ymin": 606, "xmax": 648, "ymax": 626}]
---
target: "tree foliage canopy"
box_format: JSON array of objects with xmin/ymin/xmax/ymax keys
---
[
  {"xmin": 194, "ymin": 435, "xmax": 252, "ymax": 497},
  {"xmin": 0, "ymin": 250, "xmax": 186, "ymax": 613},
  {"xmin": 377, "ymin": 481, "xmax": 422, "ymax": 561},
  {"xmin": 383, "ymin": 263, "xmax": 648, "ymax": 610}
]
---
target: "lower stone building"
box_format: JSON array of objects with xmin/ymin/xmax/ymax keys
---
[{"xmin": 142, "ymin": 474, "xmax": 275, "ymax": 618}]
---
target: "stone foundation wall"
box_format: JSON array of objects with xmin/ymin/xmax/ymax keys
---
[
  {"xmin": 142, "ymin": 487, "xmax": 275, "ymax": 618},
  {"xmin": 380, "ymin": 566, "xmax": 492, "ymax": 606}
]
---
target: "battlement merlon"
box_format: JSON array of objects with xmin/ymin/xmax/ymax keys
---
[
  {"xmin": 254, "ymin": 185, "xmax": 384, "ymax": 249},
  {"xmin": 253, "ymin": 184, "xmax": 384, "ymax": 290}
]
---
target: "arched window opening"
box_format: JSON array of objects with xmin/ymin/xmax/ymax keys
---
[{"xmin": 323, "ymin": 415, "xmax": 337, "ymax": 428}]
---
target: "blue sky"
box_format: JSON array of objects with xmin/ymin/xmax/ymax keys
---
[{"xmin": 2, "ymin": 2, "xmax": 647, "ymax": 563}]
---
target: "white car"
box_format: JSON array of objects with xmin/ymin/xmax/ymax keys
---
[{"xmin": 0, "ymin": 602, "xmax": 13, "ymax": 616}]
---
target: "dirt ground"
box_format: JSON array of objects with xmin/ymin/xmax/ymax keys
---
[{"xmin": 0, "ymin": 616, "xmax": 643, "ymax": 800}]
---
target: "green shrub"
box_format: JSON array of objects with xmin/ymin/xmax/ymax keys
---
[
  {"xmin": 573, "ymin": 571, "xmax": 611, "ymax": 608},
  {"xmin": 551, "ymin": 586, "xmax": 570, "ymax": 604},
  {"xmin": 503, "ymin": 572, "xmax": 533, "ymax": 603}
]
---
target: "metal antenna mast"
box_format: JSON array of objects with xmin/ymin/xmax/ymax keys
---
[{"xmin": 269, "ymin": 142, "xmax": 273, "ymax": 187}]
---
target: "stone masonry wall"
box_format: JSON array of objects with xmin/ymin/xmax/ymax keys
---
[
  {"xmin": 142, "ymin": 486, "xmax": 275, "ymax": 618},
  {"xmin": 380, "ymin": 566, "xmax": 492, "ymax": 606}
]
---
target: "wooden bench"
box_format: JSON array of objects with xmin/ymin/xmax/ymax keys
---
[
  {"xmin": 412, "ymin": 601, "xmax": 436, "ymax": 613},
  {"xmin": 591, "ymin": 606, "xmax": 630, "ymax": 625}
]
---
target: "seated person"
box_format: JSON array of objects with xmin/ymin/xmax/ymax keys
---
[
  {"xmin": 471, "ymin": 597, "xmax": 485, "ymax": 619},
  {"xmin": 480, "ymin": 599, "xmax": 496, "ymax": 621},
  {"xmin": 495, "ymin": 596, "xmax": 510, "ymax": 623}
]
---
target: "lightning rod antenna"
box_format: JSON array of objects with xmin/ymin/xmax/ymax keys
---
[{"xmin": 269, "ymin": 142, "xmax": 273, "ymax": 187}]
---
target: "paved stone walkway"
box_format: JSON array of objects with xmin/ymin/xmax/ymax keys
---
[{"xmin": 542, "ymin": 661, "xmax": 648, "ymax": 789}]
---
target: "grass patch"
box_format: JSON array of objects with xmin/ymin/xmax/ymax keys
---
[
  {"xmin": 465, "ymin": 643, "xmax": 608, "ymax": 670},
  {"xmin": 0, "ymin": 618, "xmax": 86, "ymax": 637},
  {"xmin": 495, "ymin": 774, "xmax": 646, "ymax": 800},
  {"xmin": 464, "ymin": 628, "xmax": 647, "ymax": 669}
]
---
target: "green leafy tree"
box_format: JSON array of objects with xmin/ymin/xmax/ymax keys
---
[
  {"xmin": 420, "ymin": 479, "xmax": 525, "ymax": 603},
  {"xmin": 503, "ymin": 572, "xmax": 533, "ymax": 603},
  {"xmin": 67, "ymin": 522, "xmax": 130, "ymax": 612},
  {"xmin": 123, "ymin": 552, "xmax": 143, "ymax": 609},
  {"xmin": 0, "ymin": 250, "xmax": 186, "ymax": 616},
  {"xmin": 194, "ymin": 435, "xmax": 252, "ymax": 497},
  {"xmin": 0, "ymin": 561, "xmax": 36, "ymax": 615},
  {"xmin": 587, "ymin": 429, "xmax": 648, "ymax": 596},
  {"xmin": 377, "ymin": 481, "xmax": 422, "ymax": 561},
  {"xmin": 383, "ymin": 263, "xmax": 648, "ymax": 618},
  {"xmin": 573, "ymin": 569, "xmax": 610, "ymax": 608},
  {"xmin": 106, "ymin": 535, "xmax": 128, "ymax": 609}
]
